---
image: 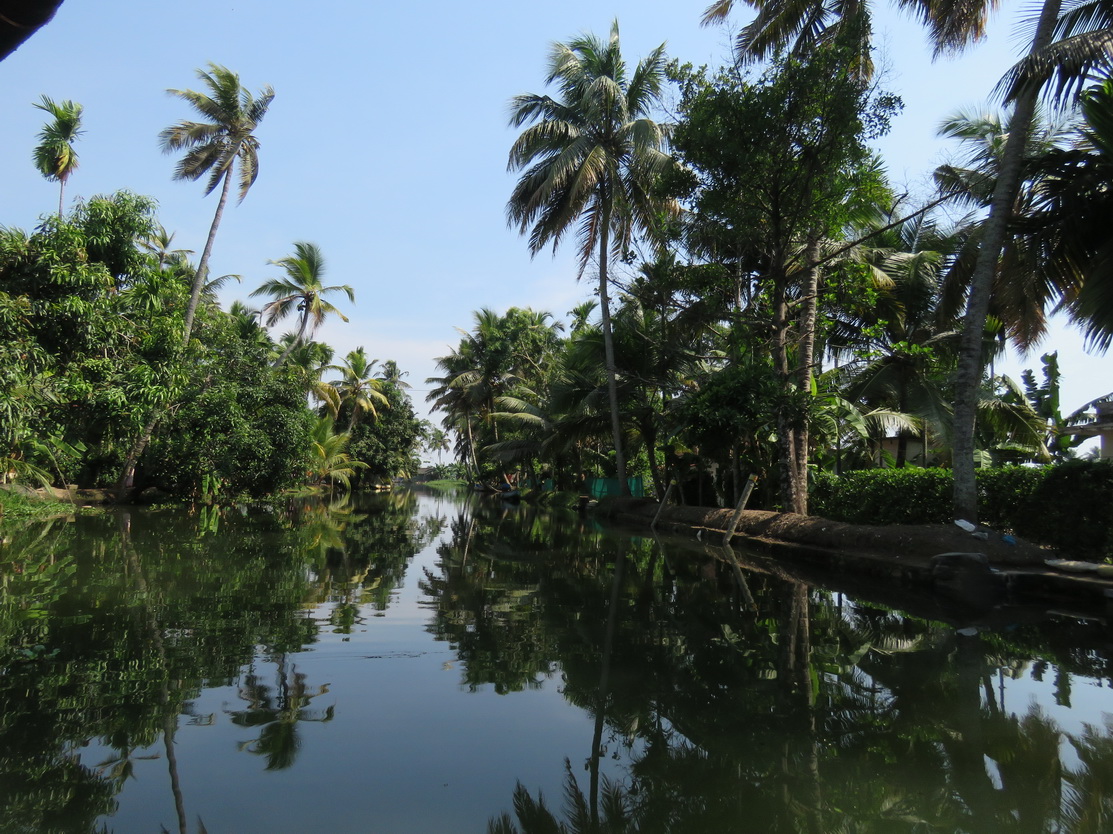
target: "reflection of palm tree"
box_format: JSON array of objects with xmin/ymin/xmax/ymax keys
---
[
  {"xmin": 1064, "ymin": 716, "xmax": 1113, "ymax": 831},
  {"xmin": 226, "ymin": 657, "xmax": 333, "ymax": 771},
  {"xmin": 488, "ymin": 761, "xmax": 631, "ymax": 834}
]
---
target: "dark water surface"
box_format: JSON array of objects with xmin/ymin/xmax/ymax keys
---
[{"xmin": 1, "ymin": 488, "xmax": 1111, "ymax": 833}]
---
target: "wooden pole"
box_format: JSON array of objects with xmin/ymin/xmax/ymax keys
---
[
  {"xmin": 722, "ymin": 473, "xmax": 759, "ymax": 547},
  {"xmin": 650, "ymin": 480, "xmax": 675, "ymax": 530}
]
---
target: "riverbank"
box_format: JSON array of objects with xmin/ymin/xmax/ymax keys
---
[{"xmin": 597, "ymin": 497, "xmax": 1113, "ymax": 614}]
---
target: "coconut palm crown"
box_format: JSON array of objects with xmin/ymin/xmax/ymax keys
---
[
  {"xmin": 251, "ymin": 241, "xmax": 354, "ymax": 367},
  {"xmin": 32, "ymin": 95, "xmax": 84, "ymax": 217}
]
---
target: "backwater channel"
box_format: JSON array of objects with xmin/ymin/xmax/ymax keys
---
[{"xmin": 1, "ymin": 487, "xmax": 1111, "ymax": 833}]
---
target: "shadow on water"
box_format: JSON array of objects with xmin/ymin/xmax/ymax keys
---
[{"xmin": 0, "ymin": 488, "xmax": 1111, "ymax": 832}]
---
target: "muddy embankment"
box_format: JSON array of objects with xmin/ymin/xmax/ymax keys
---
[{"xmin": 597, "ymin": 497, "xmax": 1113, "ymax": 618}]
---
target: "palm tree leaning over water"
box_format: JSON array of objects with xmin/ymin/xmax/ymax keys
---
[
  {"xmin": 507, "ymin": 20, "xmax": 677, "ymax": 497},
  {"xmin": 251, "ymin": 241, "xmax": 354, "ymax": 368},
  {"xmin": 160, "ymin": 63, "xmax": 273, "ymax": 344},
  {"xmin": 32, "ymin": 95, "xmax": 83, "ymax": 218}
]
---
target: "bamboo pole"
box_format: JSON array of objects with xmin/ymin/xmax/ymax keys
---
[
  {"xmin": 650, "ymin": 480, "xmax": 676, "ymax": 530},
  {"xmin": 722, "ymin": 473, "xmax": 759, "ymax": 547}
]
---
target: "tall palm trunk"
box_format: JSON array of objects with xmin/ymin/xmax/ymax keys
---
[
  {"xmin": 598, "ymin": 198, "xmax": 629, "ymax": 496},
  {"xmin": 182, "ymin": 166, "xmax": 234, "ymax": 344},
  {"xmin": 952, "ymin": 0, "xmax": 1062, "ymax": 521},
  {"xmin": 772, "ymin": 267, "xmax": 799, "ymax": 513},
  {"xmin": 57, "ymin": 176, "xmax": 66, "ymax": 219},
  {"xmin": 120, "ymin": 166, "xmax": 233, "ymax": 490},
  {"xmin": 792, "ymin": 241, "xmax": 822, "ymax": 515},
  {"xmin": 272, "ymin": 304, "xmax": 310, "ymax": 368}
]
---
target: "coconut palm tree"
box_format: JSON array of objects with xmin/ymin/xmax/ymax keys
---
[
  {"xmin": 160, "ymin": 63, "xmax": 274, "ymax": 343},
  {"xmin": 329, "ymin": 347, "xmax": 390, "ymax": 431},
  {"xmin": 1022, "ymin": 72, "xmax": 1113, "ymax": 351},
  {"xmin": 250, "ymin": 241, "xmax": 354, "ymax": 367},
  {"xmin": 141, "ymin": 223, "xmax": 193, "ymax": 270},
  {"xmin": 507, "ymin": 19, "xmax": 677, "ymax": 497},
  {"xmin": 32, "ymin": 95, "xmax": 83, "ymax": 217}
]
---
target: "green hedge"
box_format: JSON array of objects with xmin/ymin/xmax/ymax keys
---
[{"xmin": 810, "ymin": 461, "xmax": 1113, "ymax": 559}]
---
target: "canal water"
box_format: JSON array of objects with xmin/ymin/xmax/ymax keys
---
[{"xmin": 1, "ymin": 488, "xmax": 1111, "ymax": 833}]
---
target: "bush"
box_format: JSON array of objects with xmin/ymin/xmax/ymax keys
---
[
  {"xmin": 810, "ymin": 461, "xmax": 1113, "ymax": 559},
  {"xmin": 811, "ymin": 468, "xmax": 953, "ymax": 525},
  {"xmin": 1012, "ymin": 460, "xmax": 1113, "ymax": 559}
]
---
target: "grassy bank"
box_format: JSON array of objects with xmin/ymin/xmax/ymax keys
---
[
  {"xmin": 422, "ymin": 479, "xmax": 467, "ymax": 491},
  {"xmin": 0, "ymin": 488, "xmax": 76, "ymax": 525}
]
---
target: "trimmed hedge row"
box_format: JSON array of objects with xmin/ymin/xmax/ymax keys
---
[{"xmin": 810, "ymin": 461, "xmax": 1113, "ymax": 559}]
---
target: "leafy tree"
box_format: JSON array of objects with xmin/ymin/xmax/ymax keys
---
[
  {"xmin": 507, "ymin": 20, "xmax": 677, "ymax": 496},
  {"xmin": 701, "ymin": 0, "xmax": 1113, "ymax": 539},
  {"xmin": 669, "ymin": 44, "xmax": 892, "ymax": 512},
  {"xmin": 348, "ymin": 378, "xmax": 425, "ymax": 485},
  {"xmin": 160, "ymin": 63, "xmax": 274, "ymax": 342},
  {"xmin": 146, "ymin": 313, "xmax": 314, "ymax": 497},
  {"xmin": 32, "ymin": 95, "xmax": 83, "ymax": 218}
]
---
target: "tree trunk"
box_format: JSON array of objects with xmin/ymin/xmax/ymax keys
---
[
  {"xmin": 117, "ymin": 412, "xmax": 161, "ymax": 491},
  {"xmin": 272, "ymin": 303, "xmax": 310, "ymax": 368},
  {"xmin": 597, "ymin": 200, "xmax": 629, "ymax": 496},
  {"xmin": 792, "ymin": 242, "xmax": 822, "ymax": 515},
  {"xmin": 952, "ymin": 0, "xmax": 1061, "ymax": 522},
  {"xmin": 772, "ymin": 272, "xmax": 799, "ymax": 513},
  {"xmin": 182, "ymin": 166, "xmax": 234, "ymax": 344}
]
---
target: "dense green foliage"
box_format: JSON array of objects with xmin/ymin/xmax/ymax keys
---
[
  {"xmin": 448, "ymin": 19, "xmax": 1113, "ymax": 522},
  {"xmin": 1013, "ymin": 460, "xmax": 1113, "ymax": 559},
  {"xmin": 811, "ymin": 461, "xmax": 1113, "ymax": 558},
  {"xmin": 0, "ymin": 190, "xmax": 422, "ymax": 503}
]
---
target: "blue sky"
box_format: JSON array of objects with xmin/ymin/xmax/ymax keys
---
[{"xmin": 1, "ymin": 1, "xmax": 1107, "ymax": 431}]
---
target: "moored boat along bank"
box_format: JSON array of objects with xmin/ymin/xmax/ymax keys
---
[{"xmin": 597, "ymin": 497, "xmax": 1113, "ymax": 613}]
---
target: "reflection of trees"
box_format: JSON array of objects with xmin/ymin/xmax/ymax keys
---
[
  {"xmin": 460, "ymin": 517, "xmax": 1113, "ymax": 834},
  {"xmin": 225, "ymin": 656, "xmax": 333, "ymax": 771},
  {"xmin": 297, "ymin": 491, "xmax": 444, "ymax": 629},
  {"xmin": 0, "ymin": 505, "xmax": 327, "ymax": 832}
]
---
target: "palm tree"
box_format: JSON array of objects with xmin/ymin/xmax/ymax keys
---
[
  {"xmin": 380, "ymin": 359, "xmax": 411, "ymax": 390},
  {"xmin": 307, "ymin": 415, "xmax": 366, "ymax": 492},
  {"xmin": 160, "ymin": 63, "xmax": 274, "ymax": 344},
  {"xmin": 1022, "ymin": 73, "xmax": 1113, "ymax": 351},
  {"xmin": 329, "ymin": 347, "xmax": 390, "ymax": 431},
  {"xmin": 250, "ymin": 241, "xmax": 354, "ymax": 367},
  {"xmin": 507, "ymin": 19, "xmax": 677, "ymax": 497},
  {"xmin": 141, "ymin": 223, "xmax": 194, "ymax": 270},
  {"xmin": 32, "ymin": 95, "xmax": 83, "ymax": 217}
]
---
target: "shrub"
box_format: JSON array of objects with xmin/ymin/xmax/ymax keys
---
[
  {"xmin": 810, "ymin": 468, "xmax": 953, "ymax": 525},
  {"xmin": 810, "ymin": 461, "xmax": 1113, "ymax": 559},
  {"xmin": 1011, "ymin": 460, "xmax": 1113, "ymax": 559}
]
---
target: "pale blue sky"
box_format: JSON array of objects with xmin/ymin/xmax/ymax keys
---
[{"xmin": 1, "ymin": 1, "xmax": 1107, "ymax": 430}]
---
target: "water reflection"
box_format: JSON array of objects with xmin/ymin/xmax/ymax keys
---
[
  {"xmin": 0, "ymin": 490, "xmax": 1111, "ymax": 832},
  {"xmin": 0, "ymin": 493, "xmax": 440, "ymax": 832}
]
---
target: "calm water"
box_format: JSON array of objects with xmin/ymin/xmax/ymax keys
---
[{"xmin": 1, "ymin": 488, "xmax": 1111, "ymax": 833}]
